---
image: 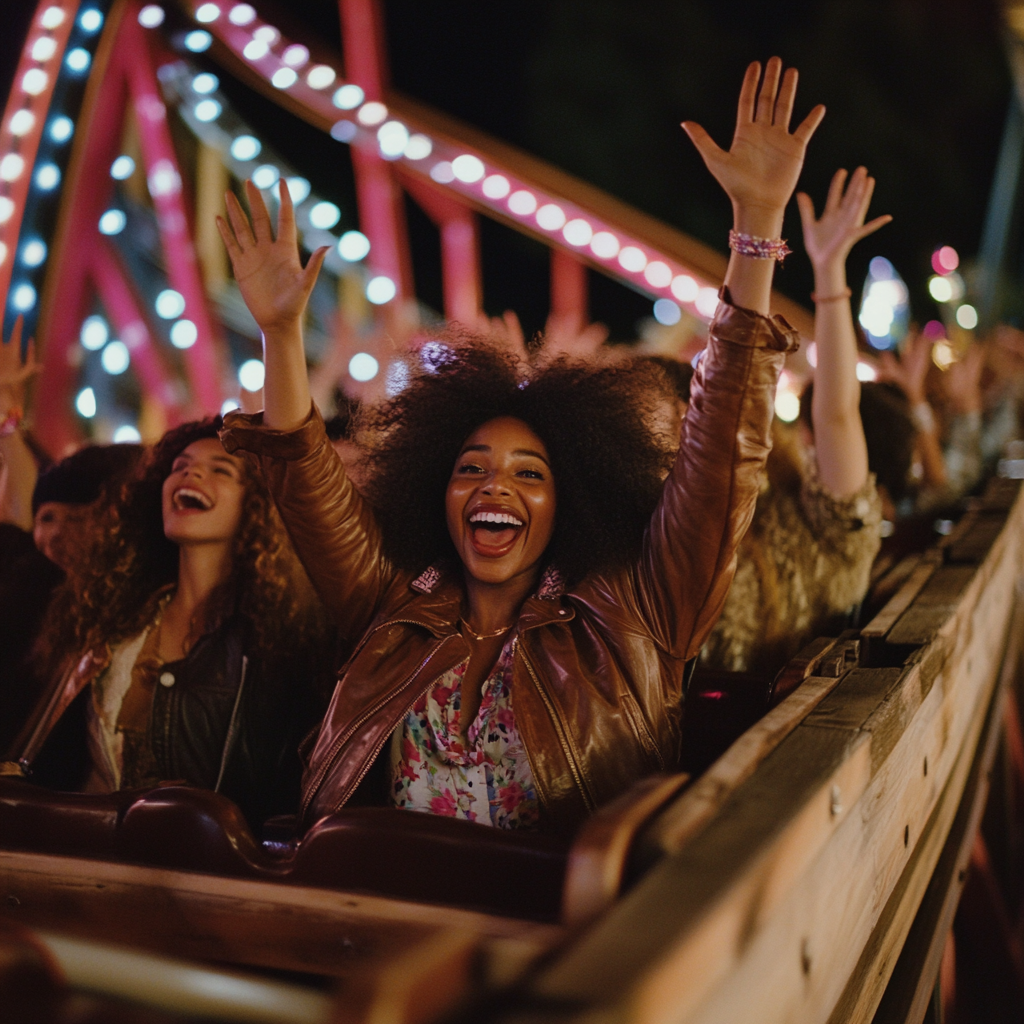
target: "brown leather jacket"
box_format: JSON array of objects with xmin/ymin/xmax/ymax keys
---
[{"xmin": 221, "ymin": 300, "xmax": 798, "ymax": 832}]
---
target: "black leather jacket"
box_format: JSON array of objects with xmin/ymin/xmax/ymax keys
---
[{"xmin": 8, "ymin": 615, "xmax": 318, "ymax": 829}]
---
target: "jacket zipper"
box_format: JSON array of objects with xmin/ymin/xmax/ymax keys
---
[
  {"xmin": 214, "ymin": 655, "xmax": 248, "ymax": 793},
  {"xmin": 513, "ymin": 636, "xmax": 597, "ymax": 812},
  {"xmin": 300, "ymin": 624, "xmax": 457, "ymax": 818}
]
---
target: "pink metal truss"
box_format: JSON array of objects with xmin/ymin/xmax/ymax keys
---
[
  {"xmin": 0, "ymin": 0, "xmax": 78, "ymax": 317},
  {"xmin": 35, "ymin": 0, "xmax": 225, "ymax": 454}
]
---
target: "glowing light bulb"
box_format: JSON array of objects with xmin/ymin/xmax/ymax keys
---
[
  {"xmin": 333, "ymin": 84, "xmax": 364, "ymax": 110},
  {"xmin": 40, "ymin": 7, "xmax": 66, "ymax": 29},
  {"xmin": 452, "ymin": 154, "xmax": 485, "ymax": 183},
  {"xmin": 653, "ymin": 299, "xmax": 681, "ymax": 325},
  {"xmin": 170, "ymin": 319, "xmax": 198, "ymax": 349},
  {"xmin": 271, "ymin": 67, "xmax": 298, "ymax": 89},
  {"xmin": 338, "ymin": 230, "xmax": 370, "ymax": 261},
  {"xmin": 193, "ymin": 99, "xmax": 221, "ymax": 122},
  {"xmin": 50, "ymin": 116, "xmax": 74, "ymax": 142},
  {"xmin": 101, "ymin": 340, "xmax": 130, "ymax": 374},
  {"xmin": 81, "ymin": 316, "xmax": 108, "ymax": 350},
  {"xmin": 99, "ymin": 209, "xmax": 126, "ymax": 234},
  {"xmin": 348, "ymin": 352, "xmax": 379, "ymax": 382},
  {"xmin": 508, "ymin": 190, "xmax": 537, "ymax": 216},
  {"xmin": 10, "ymin": 284, "xmax": 35, "ymax": 312},
  {"xmin": 932, "ymin": 245, "xmax": 959, "ymax": 274},
  {"xmin": 230, "ymin": 135, "xmax": 260, "ymax": 161},
  {"xmin": 618, "ymin": 246, "xmax": 647, "ymax": 273},
  {"xmin": 0, "ymin": 155, "xmax": 24, "ymax": 182},
  {"xmin": 21, "ymin": 69, "xmax": 48, "ymax": 96},
  {"xmin": 429, "ymin": 161, "xmax": 455, "ymax": 184},
  {"xmin": 9, "ymin": 110, "xmax": 35, "ymax": 137},
  {"xmin": 404, "ymin": 134, "xmax": 432, "ymax": 160},
  {"xmin": 155, "ymin": 289, "xmax": 186, "ymax": 319},
  {"xmin": 366, "ymin": 276, "xmax": 396, "ymax": 304},
  {"xmin": 184, "ymin": 30, "xmax": 212, "ymax": 51},
  {"xmin": 21, "ymin": 240, "xmax": 46, "ymax": 267},
  {"xmin": 110, "ymin": 155, "xmax": 135, "ymax": 179},
  {"xmin": 306, "ymin": 65, "xmax": 336, "ymax": 89},
  {"xmin": 644, "ymin": 261, "xmax": 672, "ymax": 288},
  {"xmin": 251, "ymin": 164, "xmax": 279, "ymax": 189},
  {"xmin": 35, "ymin": 163, "xmax": 60, "ymax": 190},
  {"xmin": 238, "ymin": 358, "xmax": 264, "ymax": 391},
  {"xmin": 0, "ymin": 198, "xmax": 15, "ymax": 223},
  {"xmin": 148, "ymin": 160, "xmax": 181, "ymax": 197},
  {"xmin": 590, "ymin": 231, "xmax": 619, "ymax": 259},
  {"xmin": 956, "ymin": 304, "xmax": 978, "ymax": 330},
  {"xmin": 775, "ymin": 388, "xmax": 800, "ymax": 422},
  {"xmin": 138, "ymin": 5, "xmax": 165, "ymax": 28},
  {"xmin": 536, "ymin": 204, "xmax": 566, "ymax": 231},
  {"xmin": 253, "ymin": 25, "xmax": 279, "ymax": 44},
  {"xmin": 194, "ymin": 4, "xmax": 220, "ymax": 23},
  {"xmin": 114, "ymin": 425, "xmax": 142, "ymax": 443},
  {"xmin": 357, "ymin": 101, "xmax": 387, "ymax": 126},
  {"xmin": 308, "ymin": 201, "xmax": 340, "ymax": 229},
  {"xmin": 377, "ymin": 121, "xmax": 409, "ymax": 158},
  {"xmin": 80, "ymin": 9, "xmax": 103, "ymax": 32},
  {"xmin": 695, "ymin": 287, "xmax": 720, "ymax": 318},
  {"xmin": 76, "ymin": 387, "xmax": 97, "ymax": 418},
  {"xmin": 285, "ymin": 177, "xmax": 310, "ymax": 202},
  {"xmin": 192, "ymin": 72, "xmax": 219, "ymax": 94},
  {"xmin": 32, "ymin": 37, "xmax": 57, "ymax": 61},
  {"xmin": 856, "ymin": 362, "xmax": 877, "ymax": 382},
  {"xmin": 228, "ymin": 3, "xmax": 255, "ymax": 24},
  {"xmin": 671, "ymin": 275, "xmax": 698, "ymax": 303},
  {"xmin": 243, "ymin": 39, "xmax": 269, "ymax": 61},
  {"xmin": 221, "ymin": 398, "xmax": 240, "ymax": 415},
  {"xmin": 482, "ymin": 175, "xmax": 510, "ymax": 200},
  {"xmin": 282, "ymin": 44, "xmax": 309, "ymax": 67},
  {"xmin": 330, "ymin": 120, "xmax": 356, "ymax": 143},
  {"xmin": 65, "ymin": 48, "xmax": 91, "ymax": 73},
  {"xmin": 928, "ymin": 275, "xmax": 953, "ymax": 303}
]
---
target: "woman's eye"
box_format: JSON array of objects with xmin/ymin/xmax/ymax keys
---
[
  {"xmin": 518, "ymin": 468, "xmax": 543, "ymax": 480},
  {"xmin": 457, "ymin": 463, "xmax": 484, "ymax": 474}
]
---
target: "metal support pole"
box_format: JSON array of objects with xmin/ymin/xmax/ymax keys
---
[{"xmin": 550, "ymin": 249, "xmax": 588, "ymax": 321}]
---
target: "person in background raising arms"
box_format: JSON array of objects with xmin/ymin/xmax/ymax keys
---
[
  {"xmin": 702, "ymin": 166, "xmax": 890, "ymax": 676},
  {"xmin": 217, "ymin": 59, "xmax": 819, "ymax": 832}
]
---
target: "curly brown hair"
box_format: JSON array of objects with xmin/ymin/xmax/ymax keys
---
[
  {"xmin": 360, "ymin": 341, "xmax": 673, "ymax": 585},
  {"xmin": 37, "ymin": 419, "xmax": 323, "ymax": 675}
]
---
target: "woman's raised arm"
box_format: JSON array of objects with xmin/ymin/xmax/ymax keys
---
[
  {"xmin": 797, "ymin": 167, "xmax": 891, "ymax": 497},
  {"xmin": 216, "ymin": 180, "xmax": 328, "ymax": 431}
]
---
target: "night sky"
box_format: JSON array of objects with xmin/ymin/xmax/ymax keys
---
[{"xmin": 0, "ymin": 0, "xmax": 1014, "ymax": 339}]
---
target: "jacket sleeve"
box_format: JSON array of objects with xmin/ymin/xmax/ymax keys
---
[
  {"xmin": 220, "ymin": 405, "xmax": 393, "ymax": 643},
  {"xmin": 630, "ymin": 295, "xmax": 798, "ymax": 659}
]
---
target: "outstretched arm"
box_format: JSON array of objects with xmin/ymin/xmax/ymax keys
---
[
  {"xmin": 0, "ymin": 317, "xmax": 40, "ymax": 531},
  {"xmin": 684, "ymin": 58, "xmax": 825, "ymax": 314},
  {"xmin": 216, "ymin": 180, "xmax": 328, "ymax": 431},
  {"xmin": 797, "ymin": 167, "xmax": 891, "ymax": 497}
]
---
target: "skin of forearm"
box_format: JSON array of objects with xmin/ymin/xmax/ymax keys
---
[
  {"xmin": 261, "ymin": 321, "xmax": 312, "ymax": 432},
  {"xmin": 722, "ymin": 205, "xmax": 784, "ymax": 316},
  {"xmin": 810, "ymin": 255, "xmax": 869, "ymax": 498},
  {"xmin": 0, "ymin": 431, "xmax": 37, "ymax": 530}
]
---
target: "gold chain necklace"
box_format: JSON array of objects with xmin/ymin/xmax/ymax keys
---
[{"xmin": 459, "ymin": 618, "xmax": 515, "ymax": 641}]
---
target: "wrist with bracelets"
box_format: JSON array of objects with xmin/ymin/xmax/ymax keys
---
[{"xmin": 728, "ymin": 229, "xmax": 792, "ymax": 262}]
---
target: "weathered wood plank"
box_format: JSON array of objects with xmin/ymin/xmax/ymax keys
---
[
  {"xmin": 862, "ymin": 555, "xmax": 940, "ymax": 639},
  {"xmin": 885, "ymin": 566, "xmax": 977, "ymax": 646},
  {"xmin": 0, "ymin": 853, "xmax": 561, "ymax": 983},
  {"xmin": 519, "ymin": 483, "xmax": 1024, "ymax": 1024}
]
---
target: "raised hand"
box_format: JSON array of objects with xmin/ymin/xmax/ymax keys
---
[
  {"xmin": 216, "ymin": 180, "xmax": 328, "ymax": 336},
  {"xmin": 538, "ymin": 311, "xmax": 611, "ymax": 364},
  {"xmin": 683, "ymin": 58, "xmax": 825, "ymax": 234},
  {"xmin": 797, "ymin": 167, "xmax": 891, "ymax": 272},
  {"xmin": 877, "ymin": 329, "xmax": 932, "ymax": 406},
  {"xmin": 0, "ymin": 316, "xmax": 39, "ymax": 419}
]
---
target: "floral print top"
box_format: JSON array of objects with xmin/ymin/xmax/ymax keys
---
[{"xmin": 389, "ymin": 635, "xmax": 539, "ymax": 829}]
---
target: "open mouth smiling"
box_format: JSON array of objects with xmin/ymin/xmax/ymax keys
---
[
  {"xmin": 172, "ymin": 487, "xmax": 213, "ymax": 512},
  {"xmin": 466, "ymin": 507, "xmax": 525, "ymax": 555}
]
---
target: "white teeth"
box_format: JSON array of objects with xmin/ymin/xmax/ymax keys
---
[
  {"xmin": 469, "ymin": 511, "xmax": 523, "ymax": 527},
  {"xmin": 175, "ymin": 487, "xmax": 213, "ymax": 510}
]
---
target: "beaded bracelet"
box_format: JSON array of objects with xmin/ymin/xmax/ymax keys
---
[
  {"xmin": 728, "ymin": 229, "xmax": 792, "ymax": 262},
  {"xmin": 811, "ymin": 287, "xmax": 852, "ymax": 304}
]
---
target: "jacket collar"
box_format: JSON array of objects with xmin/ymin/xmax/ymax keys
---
[{"xmin": 403, "ymin": 563, "xmax": 575, "ymax": 636}]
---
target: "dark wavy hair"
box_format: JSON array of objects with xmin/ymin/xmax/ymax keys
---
[
  {"xmin": 360, "ymin": 340, "xmax": 672, "ymax": 585},
  {"xmin": 37, "ymin": 419, "xmax": 323, "ymax": 674}
]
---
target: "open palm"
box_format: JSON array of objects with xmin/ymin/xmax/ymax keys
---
[
  {"xmin": 798, "ymin": 167, "xmax": 891, "ymax": 269},
  {"xmin": 683, "ymin": 58, "xmax": 826, "ymax": 217},
  {"xmin": 216, "ymin": 180, "xmax": 327, "ymax": 336}
]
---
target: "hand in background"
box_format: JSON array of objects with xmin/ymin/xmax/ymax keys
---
[
  {"xmin": 877, "ymin": 329, "xmax": 932, "ymax": 407},
  {"xmin": 797, "ymin": 167, "xmax": 891, "ymax": 274},
  {"xmin": 943, "ymin": 342, "xmax": 985, "ymax": 416},
  {"xmin": 0, "ymin": 316, "xmax": 39, "ymax": 420}
]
